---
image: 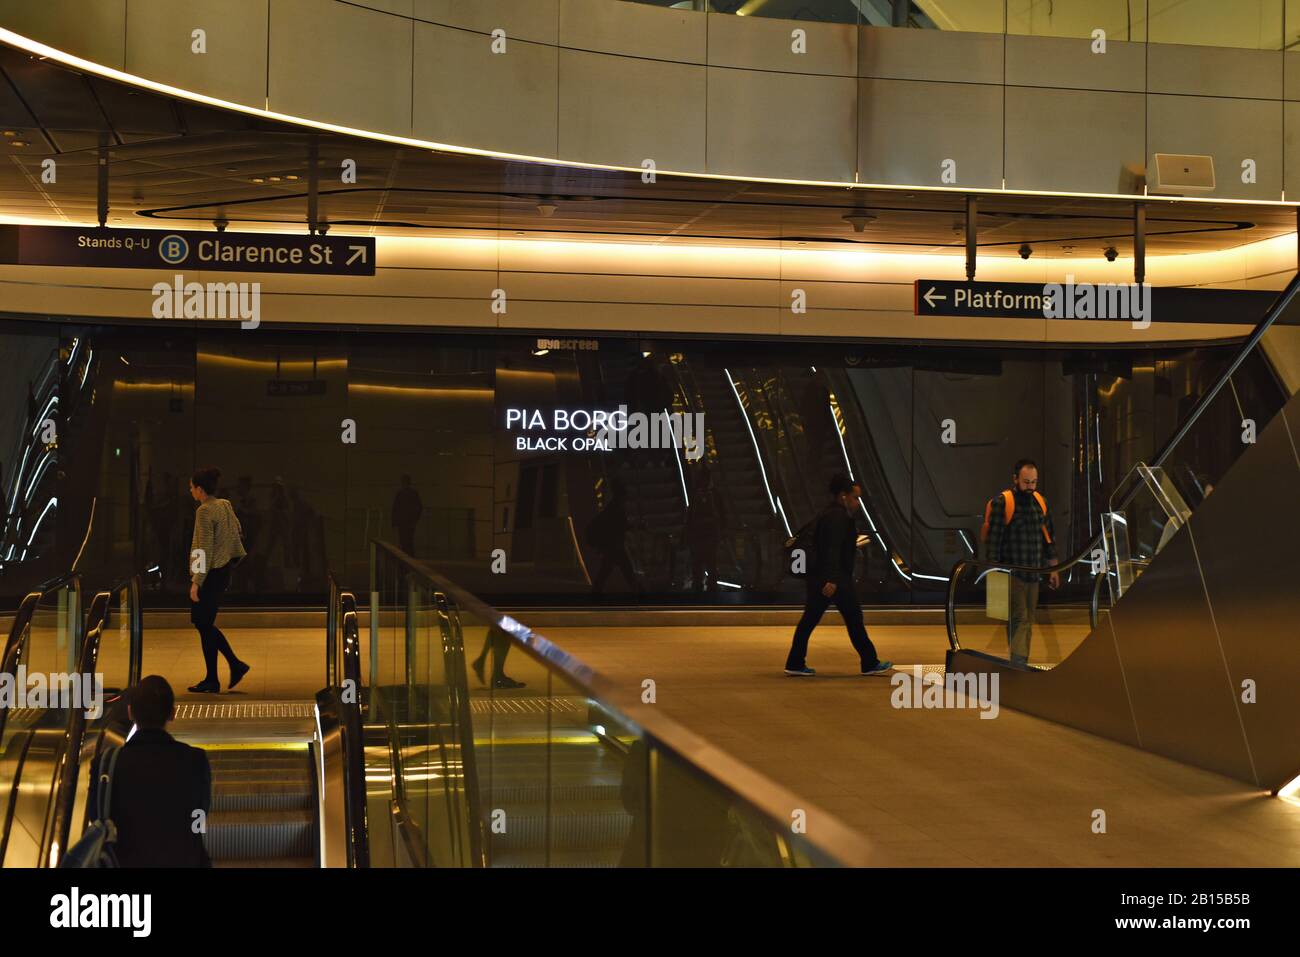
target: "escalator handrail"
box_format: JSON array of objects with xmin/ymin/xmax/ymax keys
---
[
  {"xmin": 326, "ymin": 570, "xmax": 340, "ymax": 687},
  {"xmin": 45, "ymin": 590, "xmax": 111, "ymax": 867},
  {"xmin": 337, "ymin": 590, "xmax": 369, "ymax": 867},
  {"xmin": 945, "ymin": 271, "xmax": 1300, "ymax": 652},
  {"xmin": 369, "ymin": 539, "xmax": 874, "ymax": 867},
  {"xmin": 1087, "ymin": 557, "xmax": 1155, "ymax": 629},
  {"xmin": 434, "ymin": 592, "xmax": 487, "ymax": 867},
  {"xmin": 43, "ymin": 571, "xmax": 143, "ymax": 866},
  {"xmin": 0, "ymin": 573, "xmax": 83, "ymax": 748}
]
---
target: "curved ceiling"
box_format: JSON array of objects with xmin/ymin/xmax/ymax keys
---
[{"xmin": 0, "ymin": 38, "xmax": 1295, "ymax": 260}]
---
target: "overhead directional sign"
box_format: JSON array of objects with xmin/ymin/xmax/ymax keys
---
[
  {"xmin": 914, "ymin": 279, "xmax": 1276, "ymax": 324},
  {"xmin": 0, "ymin": 225, "xmax": 375, "ymax": 276}
]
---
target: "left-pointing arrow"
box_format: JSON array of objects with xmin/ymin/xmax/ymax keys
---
[{"xmin": 923, "ymin": 286, "xmax": 946, "ymax": 308}]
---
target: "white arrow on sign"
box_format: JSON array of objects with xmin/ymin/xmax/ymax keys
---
[
  {"xmin": 346, "ymin": 245, "xmax": 368, "ymax": 266},
  {"xmin": 922, "ymin": 286, "xmax": 946, "ymax": 308}
]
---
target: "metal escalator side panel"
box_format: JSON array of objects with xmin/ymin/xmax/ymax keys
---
[{"xmin": 948, "ymin": 387, "xmax": 1300, "ymax": 790}]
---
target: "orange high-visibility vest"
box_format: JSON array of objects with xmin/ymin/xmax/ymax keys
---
[{"xmin": 980, "ymin": 489, "xmax": 1052, "ymax": 545}]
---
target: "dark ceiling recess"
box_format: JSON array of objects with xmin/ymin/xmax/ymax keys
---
[{"xmin": 0, "ymin": 42, "xmax": 1292, "ymax": 256}]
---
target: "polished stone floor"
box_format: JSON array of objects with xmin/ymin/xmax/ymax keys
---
[{"xmin": 137, "ymin": 614, "xmax": 1300, "ymax": 867}]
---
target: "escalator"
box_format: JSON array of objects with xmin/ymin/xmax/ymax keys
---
[
  {"xmin": 3, "ymin": 543, "xmax": 857, "ymax": 867},
  {"xmin": 944, "ymin": 274, "xmax": 1300, "ymax": 792}
]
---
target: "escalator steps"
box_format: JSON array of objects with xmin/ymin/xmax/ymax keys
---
[
  {"xmin": 203, "ymin": 748, "xmax": 316, "ymax": 867},
  {"xmin": 205, "ymin": 810, "xmax": 316, "ymax": 861}
]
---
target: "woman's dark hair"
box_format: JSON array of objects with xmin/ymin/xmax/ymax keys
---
[
  {"xmin": 192, "ymin": 466, "xmax": 221, "ymax": 495},
  {"xmin": 130, "ymin": 675, "xmax": 175, "ymax": 729},
  {"xmin": 828, "ymin": 473, "xmax": 858, "ymax": 497}
]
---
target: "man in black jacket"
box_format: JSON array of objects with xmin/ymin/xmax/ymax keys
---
[
  {"xmin": 784, "ymin": 475, "xmax": 892, "ymax": 677},
  {"xmin": 88, "ymin": 675, "xmax": 212, "ymax": 867}
]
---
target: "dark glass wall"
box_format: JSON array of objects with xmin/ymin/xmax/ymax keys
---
[{"xmin": 0, "ymin": 317, "xmax": 1286, "ymax": 607}]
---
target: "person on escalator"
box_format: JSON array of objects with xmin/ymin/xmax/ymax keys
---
[
  {"xmin": 187, "ymin": 466, "xmax": 251, "ymax": 694},
  {"xmin": 783, "ymin": 474, "xmax": 892, "ymax": 677},
  {"xmin": 88, "ymin": 675, "xmax": 212, "ymax": 867},
  {"xmin": 982, "ymin": 459, "xmax": 1060, "ymax": 668}
]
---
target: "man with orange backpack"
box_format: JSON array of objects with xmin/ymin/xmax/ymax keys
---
[{"xmin": 982, "ymin": 459, "xmax": 1060, "ymax": 667}]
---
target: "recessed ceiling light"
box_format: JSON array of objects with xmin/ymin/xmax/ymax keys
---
[
  {"xmin": 269, "ymin": 176, "xmax": 281, "ymax": 182},
  {"xmin": 286, "ymin": 174, "xmax": 298, "ymax": 181},
  {"xmin": 1, "ymin": 131, "xmax": 15, "ymax": 137},
  {"xmin": 251, "ymin": 177, "xmax": 264, "ymax": 183},
  {"xmin": 9, "ymin": 140, "xmax": 28, "ymax": 148}
]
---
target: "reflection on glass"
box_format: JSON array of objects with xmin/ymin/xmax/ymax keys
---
[
  {"xmin": 1007, "ymin": 0, "xmax": 1147, "ymax": 41},
  {"xmin": 1, "ymin": 319, "xmax": 1289, "ymax": 611},
  {"xmin": 1148, "ymin": 0, "xmax": 1282, "ymax": 49},
  {"xmin": 367, "ymin": 542, "xmax": 856, "ymax": 866}
]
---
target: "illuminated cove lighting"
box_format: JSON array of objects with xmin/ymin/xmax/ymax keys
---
[{"xmin": 0, "ymin": 26, "xmax": 1294, "ymax": 208}]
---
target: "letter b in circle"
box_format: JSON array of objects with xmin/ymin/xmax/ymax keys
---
[{"xmin": 160, "ymin": 234, "xmax": 189, "ymax": 265}]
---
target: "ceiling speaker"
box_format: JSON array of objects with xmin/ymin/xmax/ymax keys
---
[{"xmin": 1152, "ymin": 153, "xmax": 1216, "ymax": 193}]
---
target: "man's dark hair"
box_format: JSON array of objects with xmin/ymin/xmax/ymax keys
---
[
  {"xmin": 191, "ymin": 466, "xmax": 221, "ymax": 495},
  {"xmin": 131, "ymin": 675, "xmax": 175, "ymax": 729},
  {"xmin": 1012, "ymin": 458, "xmax": 1039, "ymax": 477},
  {"xmin": 828, "ymin": 473, "xmax": 859, "ymax": 497}
]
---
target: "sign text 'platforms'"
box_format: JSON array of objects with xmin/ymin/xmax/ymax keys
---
[
  {"xmin": 0, "ymin": 225, "xmax": 375, "ymax": 276},
  {"xmin": 914, "ymin": 279, "xmax": 1277, "ymax": 324}
]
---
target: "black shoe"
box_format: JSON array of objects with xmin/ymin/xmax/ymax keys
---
[
  {"xmin": 229, "ymin": 660, "xmax": 251, "ymax": 689},
  {"xmin": 471, "ymin": 656, "xmax": 487, "ymax": 687},
  {"xmin": 188, "ymin": 680, "xmax": 220, "ymax": 694},
  {"xmin": 491, "ymin": 675, "xmax": 525, "ymax": 690}
]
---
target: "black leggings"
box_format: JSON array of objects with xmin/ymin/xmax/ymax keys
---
[{"xmin": 191, "ymin": 564, "xmax": 238, "ymax": 683}]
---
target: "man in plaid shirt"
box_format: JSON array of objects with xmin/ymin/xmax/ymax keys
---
[{"xmin": 985, "ymin": 459, "xmax": 1060, "ymax": 666}]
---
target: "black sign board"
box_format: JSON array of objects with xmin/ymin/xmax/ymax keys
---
[
  {"xmin": 914, "ymin": 279, "xmax": 1276, "ymax": 324},
  {"xmin": 0, "ymin": 225, "xmax": 375, "ymax": 276}
]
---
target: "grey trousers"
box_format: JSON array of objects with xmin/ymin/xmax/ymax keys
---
[{"xmin": 1007, "ymin": 576, "xmax": 1039, "ymax": 666}]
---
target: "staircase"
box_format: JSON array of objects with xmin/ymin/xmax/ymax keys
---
[{"xmin": 204, "ymin": 747, "xmax": 318, "ymax": 867}]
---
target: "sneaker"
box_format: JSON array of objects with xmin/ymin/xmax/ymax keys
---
[
  {"xmin": 492, "ymin": 675, "xmax": 526, "ymax": 690},
  {"xmin": 228, "ymin": 660, "xmax": 251, "ymax": 689},
  {"xmin": 860, "ymin": 660, "xmax": 893, "ymax": 676},
  {"xmin": 784, "ymin": 666, "xmax": 816, "ymax": 676},
  {"xmin": 187, "ymin": 680, "xmax": 220, "ymax": 694}
]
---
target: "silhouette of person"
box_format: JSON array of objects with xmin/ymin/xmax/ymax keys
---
[
  {"xmin": 265, "ymin": 477, "xmax": 290, "ymax": 569},
  {"xmin": 684, "ymin": 468, "xmax": 726, "ymax": 593},
  {"xmin": 391, "ymin": 474, "xmax": 423, "ymax": 557},
  {"xmin": 588, "ymin": 477, "xmax": 641, "ymax": 596}
]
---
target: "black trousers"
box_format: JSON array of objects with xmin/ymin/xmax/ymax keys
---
[
  {"xmin": 785, "ymin": 578, "xmax": 880, "ymax": 671},
  {"xmin": 191, "ymin": 563, "xmax": 238, "ymax": 683},
  {"xmin": 592, "ymin": 545, "xmax": 640, "ymax": 595}
]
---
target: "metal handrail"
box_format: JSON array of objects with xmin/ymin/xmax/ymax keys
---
[
  {"xmin": 0, "ymin": 572, "xmax": 83, "ymax": 747},
  {"xmin": 369, "ymin": 539, "xmax": 873, "ymax": 866},
  {"xmin": 434, "ymin": 591, "xmax": 486, "ymax": 868},
  {"xmin": 43, "ymin": 572, "xmax": 143, "ymax": 866},
  {"xmin": 337, "ymin": 591, "xmax": 369, "ymax": 868},
  {"xmin": 320, "ymin": 574, "xmax": 370, "ymax": 868},
  {"xmin": 945, "ymin": 271, "xmax": 1300, "ymax": 653},
  {"xmin": 326, "ymin": 571, "xmax": 340, "ymax": 686},
  {"xmin": 45, "ymin": 590, "xmax": 110, "ymax": 867},
  {"xmin": 1088, "ymin": 557, "xmax": 1152, "ymax": 630}
]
